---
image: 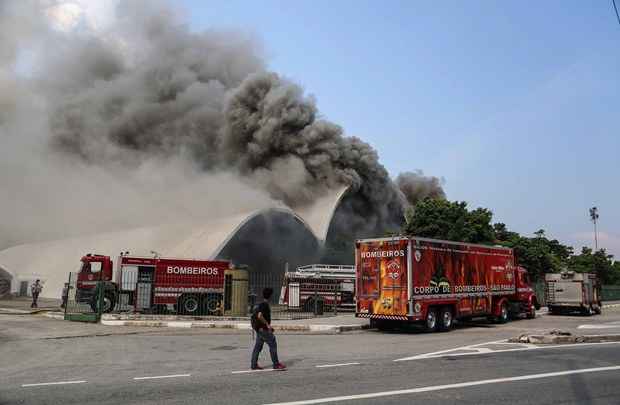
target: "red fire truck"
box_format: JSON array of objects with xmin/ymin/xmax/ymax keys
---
[
  {"xmin": 355, "ymin": 237, "xmax": 539, "ymax": 332},
  {"xmin": 74, "ymin": 253, "xmax": 230, "ymax": 315},
  {"xmin": 279, "ymin": 264, "xmax": 355, "ymax": 311}
]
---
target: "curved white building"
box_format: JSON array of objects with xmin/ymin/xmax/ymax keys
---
[{"xmin": 0, "ymin": 187, "xmax": 348, "ymax": 299}]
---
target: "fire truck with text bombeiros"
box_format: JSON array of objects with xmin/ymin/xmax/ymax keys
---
[
  {"xmin": 356, "ymin": 236, "xmax": 540, "ymax": 332},
  {"xmin": 74, "ymin": 252, "xmax": 231, "ymax": 315}
]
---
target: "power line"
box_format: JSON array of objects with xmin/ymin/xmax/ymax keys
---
[{"xmin": 613, "ymin": 0, "xmax": 620, "ymax": 26}]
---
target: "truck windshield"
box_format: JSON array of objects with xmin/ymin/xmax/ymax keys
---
[{"xmin": 79, "ymin": 261, "xmax": 89, "ymax": 273}]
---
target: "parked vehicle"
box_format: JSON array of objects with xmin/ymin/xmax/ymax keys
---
[
  {"xmin": 355, "ymin": 237, "xmax": 539, "ymax": 332},
  {"xmin": 74, "ymin": 253, "xmax": 231, "ymax": 315},
  {"xmin": 545, "ymin": 272, "xmax": 602, "ymax": 315},
  {"xmin": 279, "ymin": 264, "xmax": 355, "ymax": 311}
]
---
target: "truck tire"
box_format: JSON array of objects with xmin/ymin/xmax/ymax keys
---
[
  {"xmin": 102, "ymin": 292, "xmax": 116, "ymax": 313},
  {"xmin": 438, "ymin": 307, "xmax": 453, "ymax": 332},
  {"xmin": 90, "ymin": 291, "xmax": 116, "ymax": 313},
  {"xmin": 178, "ymin": 294, "xmax": 201, "ymax": 315},
  {"xmin": 526, "ymin": 305, "xmax": 536, "ymax": 319},
  {"xmin": 425, "ymin": 307, "xmax": 439, "ymax": 332},
  {"xmin": 496, "ymin": 302, "xmax": 509, "ymax": 324},
  {"xmin": 201, "ymin": 294, "xmax": 222, "ymax": 315}
]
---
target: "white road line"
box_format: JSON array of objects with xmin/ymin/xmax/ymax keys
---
[
  {"xmin": 394, "ymin": 340, "xmax": 620, "ymax": 362},
  {"xmin": 133, "ymin": 374, "xmax": 191, "ymax": 380},
  {"xmin": 22, "ymin": 380, "xmax": 86, "ymax": 387},
  {"xmin": 393, "ymin": 339, "xmax": 510, "ymax": 362},
  {"xmin": 232, "ymin": 369, "xmax": 280, "ymax": 374},
  {"xmin": 262, "ymin": 365, "xmax": 620, "ymax": 405},
  {"xmin": 316, "ymin": 362, "xmax": 360, "ymax": 368}
]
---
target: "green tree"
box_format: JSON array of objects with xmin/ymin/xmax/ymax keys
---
[
  {"xmin": 568, "ymin": 247, "xmax": 620, "ymax": 285},
  {"xmin": 495, "ymin": 227, "xmax": 572, "ymax": 282},
  {"xmin": 404, "ymin": 199, "xmax": 495, "ymax": 244}
]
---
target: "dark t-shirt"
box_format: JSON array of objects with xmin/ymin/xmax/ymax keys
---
[{"xmin": 256, "ymin": 301, "xmax": 271, "ymax": 326}]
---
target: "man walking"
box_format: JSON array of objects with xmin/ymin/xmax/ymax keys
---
[
  {"xmin": 250, "ymin": 287, "xmax": 286, "ymax": 370},
  {"xmin": 30, "ymin": 280, "xmax": 42, "ymax": 308},
  {"xmin": 61, "ymin": 283, "xmax": 69, "ymax": 309}
]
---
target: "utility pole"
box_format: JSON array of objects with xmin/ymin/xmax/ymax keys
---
[{"xmin": 589, "ymin": 207, "xmax": 599, "ymax": 251}]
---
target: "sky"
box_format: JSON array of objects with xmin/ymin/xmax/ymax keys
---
[{"xmin": 174, "ymin": 0, "xmax": 620, "ymax": 257}]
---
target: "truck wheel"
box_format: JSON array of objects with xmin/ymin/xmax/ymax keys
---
[
  {"xmin": 90, "ymin": 292, "xmax": 116, "ymax": 313},
  {"xmin": 102, "ymin": 292, "xmax": 116, "ymax": 313},
  {"xmin": 496, "ymin": 302, "xmax": 509, "ymax": 324},
  {"xmin": 438, "ymin": 307, "xmax": 453, "ymax": 332},
  {"xmin": 201, "ymin": 294, "xmax": 221, "ymax": 315},
  {"xmin": 178, "ymin": 294, "xmax": 201, "ymax": 315},
  {"xmin": 425, "ymin": 307, "xmax": 439, "ymax": 332},
  {"xmin": 526, "ymin": 306, "xmax": 536, "ymax": 319}
]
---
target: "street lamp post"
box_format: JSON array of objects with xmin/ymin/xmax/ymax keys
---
[{"xmin": 589, "ymin": 207, "xmax": 599, "ymax": 251}]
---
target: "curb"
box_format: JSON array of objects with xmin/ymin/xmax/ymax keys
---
[
  {"xmin": 100, "ymin": 319, "xmax": 368, "ymax": 333},
  {"xmin": 41, "ymin": 311, "xmax": 65, "ymax": 320},
  {"xmin": 103, "ymin": 314, "xmax": 250, "ymax": 322},
  {"xmin": 510, "ymin": 333, "xmax": 620, "ymax": 344},
  {"xmin": 0, "ymin": 307, "xmax": 58, "ymax": 315}
]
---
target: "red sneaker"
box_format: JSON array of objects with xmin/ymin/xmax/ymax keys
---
[
  {"xmin": 251, "ymin": 365, "xmax": 264, "ymax": 370},
  {"xmin": 273, "ymin": 363, "xmax": 287, "ymax": 370}
]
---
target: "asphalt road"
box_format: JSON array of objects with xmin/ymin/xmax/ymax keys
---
[{"xmin": 2, "ymin": 309, "xmax": 620, "ymax": 405}]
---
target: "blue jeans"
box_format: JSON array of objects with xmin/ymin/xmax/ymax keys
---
[{"xmin": 251, "ymin": 329, "xmax": 279, "ymax": 368}]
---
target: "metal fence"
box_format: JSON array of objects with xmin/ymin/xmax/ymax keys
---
[
  {"xmin": 63, "ymin": 268, "xmax": 348, "ymax": 320},
  {"xmin": 602, "ymin": 285, "xmax": 620, "ymax": 301},
  {"xmin": 63, "ymin": 271, "xmax": 104, "ymax": 322}
]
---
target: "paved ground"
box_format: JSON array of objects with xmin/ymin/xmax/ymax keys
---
[
  {"xmin": 2, "ymin": 307, "xmax": 620, "ymax": 404},
  {"xmin": 0, "ymin": 297, "xmax": 61, "ymax": 313}
]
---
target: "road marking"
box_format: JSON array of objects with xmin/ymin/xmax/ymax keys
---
[
  {"xmin": 316, "ymin": 362, "xmax": 360, "ymax": 368},
  {"xmin": 393, "ymin": 339, "xmax": 532, "ymax": 361},
  {"xmin": 232, "ymin": 369, "xmax": 280, "ymax": 374},
  {"xmin": 262, "ymin": 365, "xmax": 620, "ymax": 405},
  {"xmin": 133, "ymin": 374, "xmax": 191, "ymax": 380},
  {"xmin": 22, "ymin": 380, "xmax": 86, "ymax": 387},
  {"xmin": 578, "ymin": 322, "xmax": 620, "ymax": 329},
  {"xmin": 394, "ymin": 340, "xmax": 620, "ymax": 361}
]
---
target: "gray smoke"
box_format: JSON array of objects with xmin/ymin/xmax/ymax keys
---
[
  {"xmin": 396, "ymin": 171, "xmax": 446, "ymax": 207},
  {"xmin": 0, "ymin": 0, "xmax": 444, "ymax": 252}
]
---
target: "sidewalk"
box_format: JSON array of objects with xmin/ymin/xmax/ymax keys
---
[
  {"xmin": 100, "ymin": 313, "xmax": 369, "ymax": 334},
  {"xmin": 0, "ymin": 297, "xmax": 61, "ymax": 314}
]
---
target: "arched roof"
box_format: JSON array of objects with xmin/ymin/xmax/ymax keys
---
[{"xmin": 0, "ymin": 186, "xmax": 348, "ymax": 298}]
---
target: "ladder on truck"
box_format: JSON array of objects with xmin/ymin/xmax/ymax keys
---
[
  {"xmin": 545, "ymin": 282, "xmax": 556, "ymax": 305},
  {"xmin": 293, "ymin": 264, "xmax": 355, "ymax": 279}
]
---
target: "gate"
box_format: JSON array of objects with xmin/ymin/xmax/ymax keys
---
[{"xmin": 63, "ymin": 271, "xmax": 105, "ymax": 322}]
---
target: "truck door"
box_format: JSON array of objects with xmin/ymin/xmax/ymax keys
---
[{"xmin": 135, "ymin": 266, "xmax": 154, "ymax": 311}]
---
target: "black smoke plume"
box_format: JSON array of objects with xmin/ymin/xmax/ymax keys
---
[{"xmin": 0, "ymin": 1, "xmax": 444, "ymax": 253}]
